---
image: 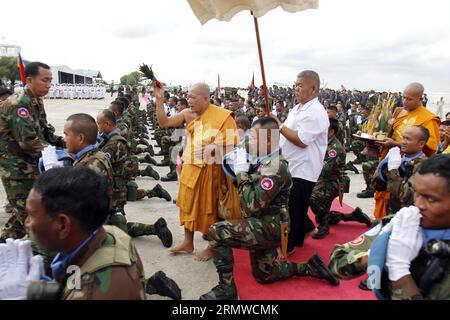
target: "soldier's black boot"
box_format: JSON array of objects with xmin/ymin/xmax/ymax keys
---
[
  {"xmin": 139, "ymin": 138, "xmax": 151, "ymax": 147},
  {"xmin": 139, "ymin": 153, "xmax": 157, "ymax": 166},
  {"xmin": 161, "ymin": 172, "xmax": 178, "ymax": 182},
  {"xmin": 358, "ymin": 277, "xmax": 371, "ymax": 291},
  {"xmin": 329, "ymin": 211, "xmax": 344, "ymax": 225},
  {"xmin": 146, "ymin": 271, "xmax": 182, "ymax": 300},
  {"xmin": 156, "ymin": 159, "xmax": 171, "ymax": 167},
  {"xmin": 147, "ymin": 145, "xmax": 155, "ymax": 156},
  {"xmin": 140, "ymin": 133, "xmax": 150, "ymax": 140},
  {"xmin": 200, "ymin": 274, "xmax": 238, "ymax": 300},
  {"xmin": 152, "ymin": 184, "xmax": 172, "ymax": 201},
  {"xmin": 142, "ymin": 165, "xmax": 160, "ymax": 180},
  {"xmin": 312, "ymin": 224, "xmax": 330, "ymax": 240},
  {"xmin": 305, "ymin": 254, "xmax": 340, "ymax": 286},
  {"xmin": 344, "ymin": 207, "xmax": 372, "ymax": 227},
  {"xmin": 344, "ymin": 161, "xmax": 359, "ymax": 174},
  {"xmin": 312, "ymin": 215, "xmax": 330, "ymax": 239},
  {"xmin": 154, "ymin": 217, "xmax": 173, "ymax": 248},
  {"xmin": 356, "ymin": 189, "xmax": 374, "ymax": 199}
]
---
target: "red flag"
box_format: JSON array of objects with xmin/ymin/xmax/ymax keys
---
[
  {"xmin": 250, "ymin": 72, "xmax": 255, "ymax": 88},
  {"xmin": 17, "ymin": 53, "xmax": 26, "ymax": 86}
]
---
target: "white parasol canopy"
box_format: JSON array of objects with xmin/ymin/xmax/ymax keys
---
[
  {"xmin": 187, "ymin": 0, "xmax": 318, "ymax": 25},
  {"xmin": 186, "ymin": 0, "xmax": 319, "ymax": 113}
]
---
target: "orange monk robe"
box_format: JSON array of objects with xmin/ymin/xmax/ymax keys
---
[
  {"xmin": 374, "ymin": 105, "xmax": 441, "ymax": 219},
  {"xmin": 177, "ymin": 104, "xmax": 240, "ymax": 234}
]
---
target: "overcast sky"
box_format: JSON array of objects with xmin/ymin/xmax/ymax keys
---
[{"xmin": 1, "ymin": 0, "xmax": 450, "ymax": 92}]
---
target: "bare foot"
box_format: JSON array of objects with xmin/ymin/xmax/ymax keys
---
[
  {"xmin": 168, "ymin": 241, "xmax": 194, "ymax": 254},
  {"xmin": 195, "ymin": 246, "xmax": 213, "ymax": 262}
]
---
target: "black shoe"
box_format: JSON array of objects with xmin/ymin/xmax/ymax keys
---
[
  {"xmin": 358, "ymin": 278, "xmax": 371, "ymax": 291},
  {"xmin": 345, "ymin": 161, "xmax": 359, "ymax": 174},
  {"xmin": 154, "ymin": 217, "xmax": 173, "ymax": 248},
  {"xmin": 146, "ymin": 271, "xmax": 182, "ymax": 300},
  {"xmin": 307, "ymin": 254, "xmax": 340, "ymax": 286},
  {"xmin": 153, "ymin": 184, "xmax": 172, "ymax": 201},
  {"xmin": 329, "ymin": 213, "xmax": 342, "ymax": 225},
  {"xmin": 356, "ymin": 190, "xmax": 374, "ymax": 198},
  {"xmin": 143, "ymin": 165, "xmax": 160, "ymax": 180},
  {"xmin": 161, "ymin": 173, "xmax": 178, "ymax": 182},
  {"xmin": 139, "ymin": 138, "xmax": 150, "ymax": 147},
  {"xmin": 140, "ymin": 133, "xmax": 149, "ymax": 140},
  {"xmin": 156, "ymin": 160, "xmax": 170, "ymax": 167},
  {"xmin": 199, "ymin": 285, "xmax": 239, "ymax": 300},
  {"xmin": 352, "ymin": 158, "xmax": 363, "ymax": 165},
  {"xmin": 140, "ymin": 154, "xmax": 157, "ymax": 166},
  {"xmin": 202, "ymin": 233, "xmax": 209, "ymax": 241},
  {"xmin": 312, "ymin": 226, "xmax": 329, "ymax": 239},
  {"xmin": 350, "ymin": 207, "xmax": 372, "ymax": 227},
  {"xmin": 147, "ymin": 145, "xmax": 155, "ymax": 156}
]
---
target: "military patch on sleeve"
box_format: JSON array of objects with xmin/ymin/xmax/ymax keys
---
[
  {"xmin": 260, "ymin": 177, "xmax": 274, "ymax": 191},
  {"xmin": 328, "ymin": 149, "xmax": 337, "ymax": 158},
  {"xmin": 349, "ymin": 234, "xmax": 365, "ymax": 247},
  {"xmin": 17, "ymin": 107, "xmax": 30, "ymax": 119}
]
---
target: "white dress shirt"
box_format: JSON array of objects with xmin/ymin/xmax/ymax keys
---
[{"xmin": 280, "ymin": 97, "xmax": 329, "ymax": 182}]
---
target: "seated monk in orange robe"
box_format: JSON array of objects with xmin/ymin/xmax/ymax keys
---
[
  {"xmin": 374, "ymin": 82, "xmax": 440, "ymax": 218},
  {"xmin": 153, "ymin": 82, "xmax": 240, "ymax": 261}
]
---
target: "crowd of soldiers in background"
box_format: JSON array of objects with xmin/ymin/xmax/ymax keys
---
[{"xmin": 45, "ymin": 83, "xmax": 107, "ymax": 100}]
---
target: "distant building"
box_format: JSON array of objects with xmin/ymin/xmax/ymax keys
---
[
  {"xmin": 50, "ymin": 65, "xmax": 102, "ymax": 84},
  {"xmin": 0, "ymin": 37, "xmax": 21, "ymax": 57}
]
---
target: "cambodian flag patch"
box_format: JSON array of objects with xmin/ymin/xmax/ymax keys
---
[
  {"xmin": 17, "ymin": 107, "xmax": 29, "ymax": 119},
  {"xmin": 328, "ymin": 149, "xmax": 337, "ymax": 158},
  {"xmin": 260, "ymin": 177, "xmax": 274, "ymax": 191}
]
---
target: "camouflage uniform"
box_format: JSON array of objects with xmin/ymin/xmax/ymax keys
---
[
  {"xmin": 362, "ymin": 160, "xmax": 379, "ymax": 193},
  {"xmin": 328, "ymin": 217, "xmax": 450, "ymax": 300},
  {"xmin": 309, "ymin": 135, "xmax": 346, "ymax": 232},
  {"xmin": 373, "ymin": 152, "xmax": 427, "ymax": 215},
  {"xmin": 0, "ymin": 88, "xmax": 61, "ymax": 239},
  {"xmin": 56, "ymin": 226, "xmax": 146, "ymax": 300},
  {"xmin": 205, "ymin": 151, "xmax": 334, "ymax": 297},
  {"xmin": 97, "ymin": 132, "xmax": 172, "ymax": 245},
  {"xmin": 116, "ymin": 117, "xmax": 129, "ymax": 140},
  {"xmin": 98, "ymin": 131, "xmax": 129, "ymax": 213}
]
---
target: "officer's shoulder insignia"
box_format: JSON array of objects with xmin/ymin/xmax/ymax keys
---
[
  {"xmin": 328, "ymin": 149, "xmax": 337, "ymax": 158},
  {"xmin": 260, "ymin": 177, "xmax": 274, "ymax": 191},
  {"xmin": 17, "ymin": 107, "xmax": 30, "ymax": 119}
]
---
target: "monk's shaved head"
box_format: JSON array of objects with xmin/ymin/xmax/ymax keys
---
[
  {"xmin": 190, "ymin": 83, "xmax": 210, "ymax": 98},
  {"xmin": 403, "ymin": 82, "xmax": 425, "ymax": 111},
  {"xmin": 405, "ymin": 82, "xmax": 425, "ymax": 98}
]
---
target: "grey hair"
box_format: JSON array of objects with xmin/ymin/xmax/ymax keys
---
[{"xmin": 297, "ymin": 70, "xmax": 320, "ymax": 91}]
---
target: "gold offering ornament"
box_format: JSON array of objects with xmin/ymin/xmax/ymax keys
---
[{"xmin": 354, "ymin": 94, "xmax": 396, "ymax": 142}]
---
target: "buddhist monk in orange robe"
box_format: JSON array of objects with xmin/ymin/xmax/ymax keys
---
[
  {"xmin": 153, "ymin": 82, "xmax": 240, "ymax": 261},
  {"xmin": 374, "ymin": 82, "xmax": 440, "ymax": 218}
]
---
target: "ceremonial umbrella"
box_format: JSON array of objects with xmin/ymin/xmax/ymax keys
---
[{"xmin": 186, "ymin": 0, "xmax": 319, "ymax": 113}]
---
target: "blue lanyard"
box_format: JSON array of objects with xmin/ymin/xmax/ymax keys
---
[
  {"xmin": 50, "ymin": 228, "xmax": 100, "ymax": 280},
  {"xmin": 74, "ymin": 144, "xmax": 97, "ymax": 160}
]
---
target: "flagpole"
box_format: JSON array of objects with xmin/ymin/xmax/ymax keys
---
[{"xmin": 252, "ymin": 12, "xmax": 271, "ymax": 115}]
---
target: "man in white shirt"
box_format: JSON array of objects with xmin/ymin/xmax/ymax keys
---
[{"xmin": 277, "ymin": 70, "xmax": 329, "ymax": 253}]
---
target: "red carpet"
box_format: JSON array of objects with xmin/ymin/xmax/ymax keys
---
[{"xmin": 233, "ymin": 199, "xmax": 376, "ymax": 300}]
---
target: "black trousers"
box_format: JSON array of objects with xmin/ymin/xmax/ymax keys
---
[{"xmin": 287, "ymin": 178, "xmax": 316, "ymax": 251}]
